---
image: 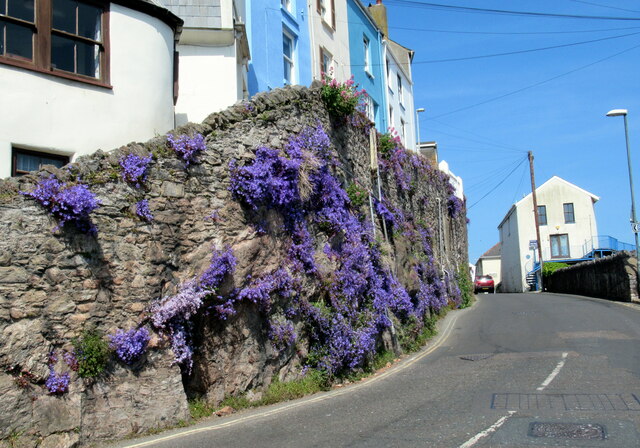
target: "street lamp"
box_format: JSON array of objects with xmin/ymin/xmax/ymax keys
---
[
  {"xmin": 415, "ymin": 108, "xmax": 425, "ymax": 153},
  {"xmin": 606, "ymin": 108, "xmax": 640, "ymax": 258}
]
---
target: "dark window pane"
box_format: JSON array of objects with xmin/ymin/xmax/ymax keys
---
[
  {"xmin": 78, "ymin": 2, "xmax": 101, "ymax": 40},
  {"xmin": 53, "ymin": 0, "xmax": 76, "ymax": 34},
  {"xmin": 1, "ymin": 2, "xmax": 6, "ymax": 15},
  {"xmin": 40, "ymin": 156, "xmax": 67, "ymax": 168},
  {"xmin": 51, "ymin": 34, "xmax": 74, "ymax": 72},
  {"xmin": 16, "ymin": 153, "xmax": 41, "ymax": 171},
  {"xmin": 76, "ymin": 40, "xmax": 98, "ymax": 77},
  {"xmin": 6, "ymin": 21, "xmax": 32, "ymax": 59},
  {"xmin": 8, "ymin": 0, "xmax": 34, "ymax": 22},
  {"xmin": 0, "ymin": 23, "xmax": 5, "ymax": 55}
]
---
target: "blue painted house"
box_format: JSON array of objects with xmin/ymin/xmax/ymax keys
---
[
  {"xmin": 346, "ymin": 0, "xmax": 387, "ymax": 132},
  {"xmin": 247, "ymin": 0, "xmax": 312, "ymax": 95}
]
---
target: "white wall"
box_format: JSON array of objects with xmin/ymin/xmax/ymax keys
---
[
  {"xmin": 384, "ymin": 44, "xmax": 416, "ymax": 151},
  {"xmin": 0, "ymin": 4, "xmax": 175, "ymax": 178},
  {"xmin": 499, "ymin": 208, "xmax": 525, "ymax": 292},
  {"xmin": 477, "ymin": 258, "xmax": 501, "ymax": 285},
  {"xmin": 174, "ymin": 44, "xmax": 239, "ymax": 127}
]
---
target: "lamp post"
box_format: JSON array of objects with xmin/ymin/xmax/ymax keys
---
[
  {"xmin": 415, "ymin": 108, "xmax": 425, "ymax": 153},
  {"xmin": 606, "ymin": 109, "xmax": 640, "ymax": 258}
]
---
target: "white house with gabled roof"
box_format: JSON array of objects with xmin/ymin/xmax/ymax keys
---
[{"xmin": 498, "ymin": 176, "xmax": 599, "ymax": 292}]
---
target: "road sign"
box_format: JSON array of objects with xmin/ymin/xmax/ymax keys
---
[
  {"xmin": 529, "ymin": 240, "xmax": 538, "ymax": 250},
  {"xmin": 632, "ymin": 222, "xmax": 640, "ymax": 233}
]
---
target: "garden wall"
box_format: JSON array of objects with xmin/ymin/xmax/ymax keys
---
[
  {"xmin": 0, "ymin": 82, "xmax": 468, "ymax": 447},
  {"xmin": 546, "ymin": 252, "xmax": 639, "ymax": 302}
]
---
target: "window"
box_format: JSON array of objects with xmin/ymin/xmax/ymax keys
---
[
  {"xmin": 563, "ymin": 202, "xmax": 575, "ymax": 223},
  {"xmin": 12, "ymin": 147, "xmax": 69, "ymax": 176},
  {"xmin": 282, "ymin": 30, "xmax": 294, "ymax": 85},
  {"xmin": 281, "ymin": 0, "xmax": 291, "ymax": 12},
  {"xmin": 550, "ymin": 234, "xmax": 570, "ymax": 258},
  {"xmin": 0, "ymin": 0, "xmax": 109, "ymax": 84},
  {"xmin": 537, "ymin": 205, "xmax": 547, "ymax": 226},
  {"xmin": 397, "ymin": 74, "xmax": 403, "ymax": 105},
  {"xmin": 364, "ymin": 95, "xmax": 374, "ymax": 122},
  {"xmin": 317, "ymin": 0, "xmax": 335, "ymax": 29},
  {"xmin": 400, "ymin": 118, "xmax": 406, "ymax": 145},
  {"xmin": 363, "ymin": 35, "xmax": 370, "ymax": 75},
  {"xmin": 388, "ymin": 105, "xmax": 394, "ymax": 128},
  {"xmin": 319, "ymin": 46, "xmax": 332, "ymax": 76},
  {"xmin": 385, "ymin": 58, "xmax": 390, "ymax": 82}
]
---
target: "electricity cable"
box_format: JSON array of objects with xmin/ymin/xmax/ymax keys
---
[
  {"xmin": 567, "ymin": 0, "xmax": 640, "ymax": 14},
  {"xmin": 384, "ymin": 0, "xmax": 640, "ymax": 21},
  {"xmin": 428, "ymin": 40, "xmax": 640, "ymax": 119},
  {"xmin": 467, "ymin": 156, "xmax": 529, "ymax": 209}
]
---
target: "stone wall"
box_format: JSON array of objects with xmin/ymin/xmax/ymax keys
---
[
  {"xmin": 546, "ymin": 252, "xmax": 639, "ymax": 302},
  {"xmin": 0, "ymin": 83, "xmax": 468, "ymax": 447}
]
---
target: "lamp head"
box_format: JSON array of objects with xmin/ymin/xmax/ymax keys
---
[
  {"xmin": 606, "ymin": 109, "xmax": 628, "ymax": 117},
  {"xmin": 416, "ymin": 108, "xmax": 425, "ymax": 113}
]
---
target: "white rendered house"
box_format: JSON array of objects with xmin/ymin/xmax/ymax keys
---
[
  {"xmin": 308, "ymin": 0, "xmax": 351, "ymax": 83},
  {"xmin": 165, "ymin": 0, "xmax": 250, "ymax": 127},
  {"xmin": 475, "ymin": 243, "xmax": 501, "ymax": 286},
  {"xmin": 0, "ymin": 0, "xmax": 182, "ymax": 178},
  {"xmin": 498, "ymin": 176, "xmax": 599, "ymax": 292}
]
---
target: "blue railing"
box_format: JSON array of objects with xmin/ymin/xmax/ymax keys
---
[{"xmin": 582, "ymin": 235, "xmax": 635, "ymax": 255}]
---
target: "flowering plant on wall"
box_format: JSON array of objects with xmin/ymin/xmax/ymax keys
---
[
  {"xmin": 167, "ymin": 133, "xmax": 207, "ymax": 167},
  {"xmin": 21, "ymin": 175, "xmax": 101, "ymax": 234},
  {"xmin": 119, "ymin": 153, "xmax": 152, "ymax": 188},
  {"xmin": 320, "ymin": 73, "xmax": 367, "ymax": 118},
  {"xmin": 109, "ymin": 327, "xmax": 150, "ymax": 365}
]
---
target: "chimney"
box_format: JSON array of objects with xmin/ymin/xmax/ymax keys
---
[{"xmin": 368, "ymin": 0, "xmax": 388, "ymax": 37}]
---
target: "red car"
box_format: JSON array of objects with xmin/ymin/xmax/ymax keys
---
[{"xmin": 474, "ymin": 275, "xmax": 495, "ymax": 294}]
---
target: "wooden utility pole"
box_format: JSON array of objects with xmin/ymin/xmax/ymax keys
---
[{"xmin": 529, "ymin": 151, "xmax": 544, "ymax": 291}]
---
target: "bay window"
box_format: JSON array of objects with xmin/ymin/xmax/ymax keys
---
[{"xmin": 0, "ymin": 0, "xmax": 109, "ymax": 85}]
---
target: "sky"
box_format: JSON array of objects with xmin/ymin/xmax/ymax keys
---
[{"xmin": 382, "ymin": 0, "xmax": 640, "ymax": 264}]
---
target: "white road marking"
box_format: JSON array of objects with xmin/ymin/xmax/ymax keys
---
[
  {"xmin": 458, "ymin": 411, "xmax": 517, "ymax": 448},
  {"xmin": 117, "ymin": 312, "xmax": 462, "ymax": 448},
  {"xmin": 537, "ymin": 352, "xmax": 568, "ymax": 391}
]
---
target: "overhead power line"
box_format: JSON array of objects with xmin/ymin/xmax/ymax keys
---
[
  {"xmin": 468, "ymin": 157, "xmax": 529, "ymax": 210},
  {"xmin": 389, "ymin": 24, "xmax": 640, "ymax": 35},
  {"xmin": 385, "ymin": 0, "xmax": 640, "ymax": 21},
  {"xmin": 568, "ymin": 0, "xmax": 640, "ymax": 14},
  {"xmin": 429, "ymin": 41, "xmax": 640, "ymax": 119},
  {"xmin": 413, "ymin": 31, "xmax": 640, "ymax": 64}
]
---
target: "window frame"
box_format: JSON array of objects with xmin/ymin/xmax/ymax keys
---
[
  {"xmin": 397, "ymin": 74, "xmax": 403, "ymax": 106},
  {"xmin": 363, "ymin": 34, "xmax": 371, "ymax": 76},
  {"xmin": 550, "ymin": 233, "xmax": 570, "ymax": 259},
  {"xmin": 282, "ymin": 29, "xmax": 295, "ymax": 85},
  {"xmin": 0, "ymin": 0, "xmax": 111, "ymax": 87},
  {"xmin": 537, "ymin": 205, "xmax": 547, "ymax": 226},
  {"xmin": 11, "ymin": 146, "xmax": 70, "ymax": 176},
  {"xmin": 319, "ymin": 46, "xmax": 332, "ymax": 76},
  {"xmin": 563, "ymin": 202, "xmax": 575, "ymax": 223}
]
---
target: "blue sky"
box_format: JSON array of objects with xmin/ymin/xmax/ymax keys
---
[{"xmin": 383, "ymin": 0, "xmax": 640, "ymax": 264}]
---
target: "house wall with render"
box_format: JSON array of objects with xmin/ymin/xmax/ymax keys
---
[{"xmin": 0, "ymin": 4, "xmax": 179, "ymax": 179}]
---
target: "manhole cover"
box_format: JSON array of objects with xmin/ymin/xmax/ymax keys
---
[
  {"xmin": 460, "ymin": 353, "xmax": 493, "ymax": 361},
  {"xmin": 529, "ymin": 422, "xmax": 606, "ymax": 440}
]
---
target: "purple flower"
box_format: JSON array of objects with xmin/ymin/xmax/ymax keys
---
[
  {"xmin": 268, "ymin": 320, "xmax": 297, "ymax": 351},
  {"xmin": 109, "ymin": 327, "xmax": 150, "ymax": 365},
  {"xmin": 447, "ymin": 194, "xmax": 464, "ymax": 218},
  {"xmin": 119, "ymin": 153, "xmax": 152, "ymax": 188},
  {"xmin": 45, "ymin": 367, "xmax": 70, "ymax": 395},
  {"xmin": 21, "ymin": 175, "xmax": 101, "ymax": 233},
  {"xmin": 199, "ymin": 247, "xmax": 236, "ymax": 291},
  {"xmin": 167, "ymin": 133, "xmax": 207, "ymax": 167},
  {"xmin": 136, "ymin": 199, "xmax": 153, "ymax": 222}
]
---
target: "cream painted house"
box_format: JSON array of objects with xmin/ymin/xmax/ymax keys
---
[
  {"xmin": 498, "ymin": 176, "xmax": 599, "ymax": 292},
  {"xmin": 308, "ymin": 0, "xmax": 351, "ymax": 83},
  {"xmin": 165, "ymin": 0, "xmax": 250, "ymax": 126},
  {"xmin": 475, "ymin": 243, "xmax": 501, "ymax": 286},
  {"xmin": 0, "ymin": 0, "xmax": 182, "ymax": 178}
]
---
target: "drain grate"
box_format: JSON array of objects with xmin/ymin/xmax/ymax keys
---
[
  {"xmin": 529, "ymin": 422, "xmax": 606, "ymax": 440},
  {"xmin": 491, "ymin": 393, "xmax": 640, "ymax": 411}
]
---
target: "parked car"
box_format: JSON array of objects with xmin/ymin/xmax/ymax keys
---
[{"xmin": 474, "ymin": 275, "xmax": 495, "ymax": 294}]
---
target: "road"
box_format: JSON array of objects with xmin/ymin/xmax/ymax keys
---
[{"xmin": 112, "ymin": 293, "xmax": 640, "ymax": 448}]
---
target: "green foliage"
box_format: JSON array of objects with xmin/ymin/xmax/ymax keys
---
[
  {"xmin": 73, "ymin": 329, "xmax": 111, "ymax": 378},
  {"xmin": 320, "ymin": 75, "xmax": 364, "ymax": 117},
  {"xmin": 82, "ymin": 167, "xmax": 119, "ymax": 185},
  {"xmin": 542, "ymin": 262, "xmax": 569, "ymax": 282},
  {"xmin": 378, "ymin": 133, "xmax": 397, "ymax": 158},
  {"xmin": 457, "ymin": 264, "xmax": 474, "ymax": 308},
  {"xmin": 398, "ymin": 311, "xmax": 440, "ymax": 353},
  {"xmin": 346, "ymin": 182, "xmax": 368, "ymax": 208}
]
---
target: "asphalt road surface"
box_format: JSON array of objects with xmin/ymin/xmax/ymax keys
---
[{"xmin": 111, "ymin": 293, "xmax": 640, "ymax": 448}]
